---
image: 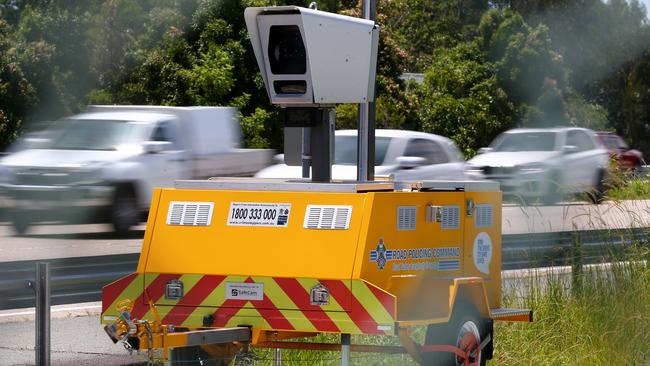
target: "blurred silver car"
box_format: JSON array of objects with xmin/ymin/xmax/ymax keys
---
[
  {"xmin": 465, "ymin": 127, "xmax": 609, "ymax": 203},
  {"xmin": 255, "ymin": 129, "xmax": 467, "ymax": 180}
]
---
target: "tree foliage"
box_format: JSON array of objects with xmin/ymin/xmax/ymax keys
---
[{"xmin": 0, "ymin": 0, "xmax": 649, "ymax": 158}]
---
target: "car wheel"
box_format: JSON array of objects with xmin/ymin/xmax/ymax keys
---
[
  {"xmin": 423, "ymin": 303, "xmax": 488, "ymax": 366},
  {"xmin": 110, "ymin": 184, "xmax": 139, "ymax": 236},
  {"xmin": 587, "ymin": 169, "xmax": 606, "ymax": 204},
  {"xmin": 11, "ymin": 210, "xmax": 31, "ymax": 236},
  {"xmin": 633, "ymin": 162, "xmax": 643, "ymax": 178},
  {"xmin": 542, "ymin": 171, "xmax": 561, "ymax": 205}
]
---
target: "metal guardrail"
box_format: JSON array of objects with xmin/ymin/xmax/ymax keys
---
[
  {"xmin": 502, "ymin": 228, "xmax": 648, "ymax": 269},
  {"xmin": 0, "ymin": 228, "xmax": 647, "ymax": 310},
  {"xmin": 0, "ymin": 254, "xmax": 138, "ymax": 310}
]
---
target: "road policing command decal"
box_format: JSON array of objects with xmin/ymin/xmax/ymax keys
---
[
  {"xmin": 369, "ymin": 238, "xmax": 461, "ymax": 271},
  {"xmin": 227, "ymin": 202, "xmax": 291, "ymax": 227},
  {"xmin": 473, "ymin": 232, "xmax": 493, "ymax": 274}
]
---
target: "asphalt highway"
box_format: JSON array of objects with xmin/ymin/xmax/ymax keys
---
[{"xmin": 1, "ymin": 199, "xmax": 649, "ymax": 262}]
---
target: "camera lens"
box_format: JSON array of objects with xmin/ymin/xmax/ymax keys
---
[{"xmin": 268, "ymin": 25, "xmax": 307, "ymax": 74}]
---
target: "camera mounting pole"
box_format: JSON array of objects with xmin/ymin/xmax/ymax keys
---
[{"xmin": 358, "ymin": 0, "xmax": 377, "ymax": 182}]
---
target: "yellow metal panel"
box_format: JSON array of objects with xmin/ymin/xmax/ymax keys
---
[
  {"xmin": 137, "ymin": 188, "xmax": 162, "ymax": 273},
  {"xmin": 463, "ymin": 191, "xmax": 502, "ymax": 308},
  {"xmin": 359, "ymin": 191, "xmax": 465, "ymax": 294},
  {"xmin": 143, "ymin": 189, "xmax": 367, "ymax": 280}
]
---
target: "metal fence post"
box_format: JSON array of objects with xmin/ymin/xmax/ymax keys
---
[
  {"xmin": 341, "ymin": 333, "xmax": 351, "ymax": 366},
  {"xmin": 571, "ymin": 232, "xmax": 583, "ymax": 295},
  {"xmin": 35, "ymin": 262, "xmax": 50, "ymax": 366},
  {"xmin": 273, "ymin": 347, "xmax": 282, "ymax": 366}
]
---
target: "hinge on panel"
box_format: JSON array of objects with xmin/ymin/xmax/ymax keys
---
[
  {"xmin": 425, "ymin": 205, "xmax": 442, "ymax": 223},
  {"xmin": 466, "ymin": 198, "xmax": 475, "ymax": 217}
]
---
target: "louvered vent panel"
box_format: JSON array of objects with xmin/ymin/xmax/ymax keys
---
[
  {"xmin": 334, "ymin": 207, "xmax": 351, "ymax": 229},
  {"xmin": 303, "ymin": 205, "xmax": 352, "ymax": 229},
  {"xmin": 196, "ymin": 204, "xmax": 212, "ymax": 226},
  {"xmin": 182, "ymin": 204, "xmax": 198, "ymax": 225},
  {"xmin": 321, "ymin": 207, "xmax": 335, "ymax": 228},
  {"xmin": 475, "ymin": 204, "xmax": 493, "ymax": 228},
  {"xmin": 168, "ymin": 203, "xmax": 184, "ymax": 225},
  {"xmin": 397, "ymin": 206, "xmax": 417, "ymax": 231},
  {"xmin": 441, "ymin": 205, "xmax": 460, "ymax": 229},
  {"xmin": 306, "ymin": 207, "xmax": 322, "ymax": 228},
  {"xmin": 166, "ymin": 201, "xmax": 214, "ymax": 226}
]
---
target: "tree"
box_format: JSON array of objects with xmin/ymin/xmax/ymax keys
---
[
  {"xmin": 479, "ymin": 9, "xmax": 568, "ymax": 124},
  {"xmin": 417, "ymin": 42, "xmax": 514, "ymax": 156},
  {"xmin": 0, "ymin": 19, "xmax": 36, "ymax": 149},
  {"xmin": 381, "ymin": 0, "xmax": 490, "ymax": 71}
]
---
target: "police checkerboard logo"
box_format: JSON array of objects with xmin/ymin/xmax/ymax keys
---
[{"xmin": 373, "ymin": 238, "xmax": 387, "ymax": 270}]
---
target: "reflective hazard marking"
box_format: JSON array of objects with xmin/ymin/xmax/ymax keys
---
[{"xmin": 227, "ymin": 202, "xmax": 291, "ymax": 227}]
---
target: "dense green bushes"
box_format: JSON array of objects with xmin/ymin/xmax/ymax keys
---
[{"xmin": 1, "ymin": 0, "xmax": 649, "ymax": 155}]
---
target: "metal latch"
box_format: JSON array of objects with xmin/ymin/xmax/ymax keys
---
[
  {"xmin": 425, "ymin": 205, "xmax": 442, "ymax": 223},
  {"xmin": 466, "ymin": 198, "xmax": 475, "ymax": 217},
  {"xmin": 310, "ymin": 283, "xmax": 330, "ymax": 306},
  {"xmin": 165, "ymin": 279, "xmax": 184, "ymax": 300}
]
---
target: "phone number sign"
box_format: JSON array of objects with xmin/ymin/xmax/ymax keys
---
[{"xmin": 227, "ymin": 202, "xmax": 291, "ymax": 227}]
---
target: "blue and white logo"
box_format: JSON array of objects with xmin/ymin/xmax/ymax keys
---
[{"xmin": 374, "ymin": 238, "xmax": 387, "ymax": 270}]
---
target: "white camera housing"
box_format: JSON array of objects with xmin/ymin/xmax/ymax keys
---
[{"xmin": 245, "ymin": 6, "xmax": 379, "ymax": 106}]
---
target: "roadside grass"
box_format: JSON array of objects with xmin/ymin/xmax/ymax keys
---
[
  {"xmin": 239, "ymin": 246, "xmax": 649, "ymax": 365},
  {"xmin": 607, "ymin": 177, "xmax": 650, "ymax": 200},
  {"xmin": 494, "ymin": 246, "xmax": 650, "ymax": 365}
]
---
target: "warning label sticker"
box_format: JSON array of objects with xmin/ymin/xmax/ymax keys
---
[
  {"xmin": 225, "ymin": 282, "xmax": 264, "ymax": 301},
  {"xmin": 227, "ymin": 202, "xmax": 291, "ymax": 227}
]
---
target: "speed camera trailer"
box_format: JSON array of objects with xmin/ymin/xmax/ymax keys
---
[
  {"xmin": 100, "ymin": 6, "xmax": 532, "ymax": 366},
  {"xmin": 244, "ymin": 6, "xmax": 379, "ymax": 106}
]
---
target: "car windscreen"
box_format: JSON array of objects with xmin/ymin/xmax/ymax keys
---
[
  {"xmin": 48, "ymin": 119, "xmax": 148, "ymax": 151},
  {"xmin": 601, "ymin": 135, "xmax": 628, "ymax": 150},
  {"xmin": 335, "ymin": 136, "xmax": 391, "ymax": 165},
  {"xmin": 491, "ymin": 132, "xmax": 558, "ymax": 152}
]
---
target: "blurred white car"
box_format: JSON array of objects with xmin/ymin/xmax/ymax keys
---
[
  {"xmin": 255, "ymin": 129, "xmax": 467, "ymax": 180},
  {"xmin": 465, "ymin": 127, "xmax": 609, "ymax": 203},
  {"xmin": 0, "ymin": 106, "xmax": 272, "ymax": 235}
]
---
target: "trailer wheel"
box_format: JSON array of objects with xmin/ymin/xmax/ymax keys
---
[{"xmin": 423, "ymin": 304, "xmax": 487, "ymax": 366}]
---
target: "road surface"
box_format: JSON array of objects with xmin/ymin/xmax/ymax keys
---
[{"xmin": 1, "ymin": 199, "xmax": 650, "ymax": 262}]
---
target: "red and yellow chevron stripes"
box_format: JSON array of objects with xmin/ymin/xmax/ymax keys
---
[{"xmin": 102, "ymin": 273, "xmax": 396, "ymax": 336}]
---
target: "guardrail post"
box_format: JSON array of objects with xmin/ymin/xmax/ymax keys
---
[
  {"xmin": 273, "ymin": 347, "xmax": 282, "ymax": 366},
  {"xmin": 341, "ymin": 333, "xmax": 351, "ymax": 366},
  {"xmin": 571, "ymin": 232, "xmax": 583, "ymax": 295},
  {"xmin": 35, "ymin": 262, "xmax": 50, "ymax": 366}
]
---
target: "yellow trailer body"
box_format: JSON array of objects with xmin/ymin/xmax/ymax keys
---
[{"xmin": 101, "ymin": 179, "xmax": 520, "ymax": 349}]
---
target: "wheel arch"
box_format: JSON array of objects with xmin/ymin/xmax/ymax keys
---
[
  {"xmin": 393, "ymin": 276, "xmax": 492, "ymax": 327},
  {"xmin": 448, "ymin": 278, "xmax": 491, "ymax": 319}
]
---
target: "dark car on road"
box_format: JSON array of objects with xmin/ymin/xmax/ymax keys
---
[{"xmin": 595, "ymin": 132, "xmax": 644, "ymax": 173}]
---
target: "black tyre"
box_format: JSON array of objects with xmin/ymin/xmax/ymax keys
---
[
  {"xmin": 542, "ymin": 171, "xmax": 561, "ymax": 205},
  {"xmin": 11, "ymin": 210, "xmax": 31, "ymax": 236},
  {"xmin": 587, "ymin": 169, "xmax": 606, "ymax": 204},
  {"xmin": 423, "ymin": 304, "xmax": 488, "ymax": 366},
  {"xmin": 633, "ymin": 162, "xmax": 643, "ymax": 178},
  {"xmin": 110, "ymin": 184, "xmax": 139, "ymax": 235}
]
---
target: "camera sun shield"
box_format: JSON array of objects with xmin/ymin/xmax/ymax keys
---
[{"xmin": 245, "ymin": 6, "xmax": 379, "ymax": 106}]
